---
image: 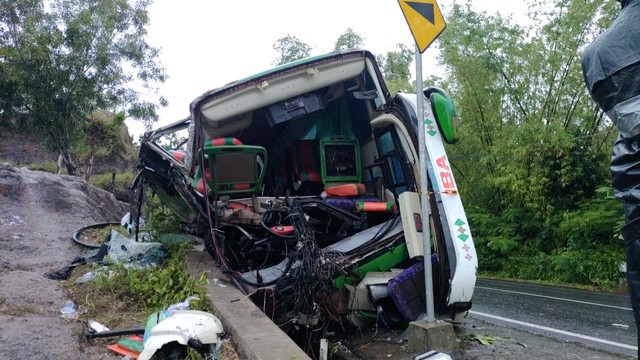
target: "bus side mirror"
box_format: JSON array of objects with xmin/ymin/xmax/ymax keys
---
[{"xmin": 424, "ymin": 87, "xmax": 459, "ymax": 144}]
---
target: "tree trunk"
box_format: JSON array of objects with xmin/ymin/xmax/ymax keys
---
[
  {"xmin": 62, "ymin": 150, "xmax": 77, "ymax": 175},
  {"xmin": 84, "ymin": 153, "xmax": 94, "ymax": 181}
]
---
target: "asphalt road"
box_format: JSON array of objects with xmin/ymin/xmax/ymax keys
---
[{"xmin": 469, "ymin": 278, "xmax": 637, "ymax": 357}]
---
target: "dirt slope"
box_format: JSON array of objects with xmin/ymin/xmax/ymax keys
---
[{"xmin": 0, "ymin": 165, "xmax": 127, "ymax": 359}]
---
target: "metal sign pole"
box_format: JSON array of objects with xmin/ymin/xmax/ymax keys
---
[{"xmin": 415, "ymin": 44, "xmax": 435, "ymax": 322}]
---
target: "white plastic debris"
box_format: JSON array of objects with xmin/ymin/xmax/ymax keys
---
[
  {"xmin": 138, "ymin": 310, "xmax": 223, "ymax": 360},
  {"xmin": 88, "ymin": 319, "xmax": 110, "ymax": 333},
  {"xmin": 414, "ymin": 350, "xmax": 452, "ymax": 360},
  {"xmin": 60, "ymin": 300, "xmax": 78, "ymax": 319},
  {"xmin": 165, "ymin": 296, "xmax": 199, "ymax": 315}
]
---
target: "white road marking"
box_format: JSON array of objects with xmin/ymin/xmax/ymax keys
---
[
  {"xmin": 470, "ymin": 310, "xmax": 638, "ymax": 351},
  {"xmin": 475, "ymin": 285, "xmax": 632, "ymax": 311}
]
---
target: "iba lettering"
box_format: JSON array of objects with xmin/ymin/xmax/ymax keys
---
[{"xmin": 436, "ymin": 155, "xmax": 456, "ymax": 193}]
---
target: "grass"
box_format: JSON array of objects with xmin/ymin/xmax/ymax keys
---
[
  {"xmin": 89, "ymin": 170, "xmax": 134, "ymax": 190},
  {"xmin": 88, "ymin": 170, "xmax": 135, "ymax": 202},
  {"xmin": 27, "ymin": 160, "xmax": 60, "ymax": 173},
  {"xmin": 0, "ymin": 159, "xmax": 60, "ymax": 173}
]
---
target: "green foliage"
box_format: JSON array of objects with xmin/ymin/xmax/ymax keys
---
[
  {"xmin": 439, "ymin": 0, "xmax": 616, "ymax": 214},
  {"xmin": 497, "ymin": 245, "xmax": 624, "ymax": 289},
  {"xmin": 376, "ymin": 43, "xmax": 414, "ymax": 94},
  {"xmin": 557, "ymin": 188, "xmax": 624, "ymax": 250},
  {"xmin": 272, "ymin": 34, "xmax": 312, "ymax": 66},
  {"xmin": 80, "ymin": 111, "xmax": 126, "ymax": 158},
  {"xmin": 468, "ymin": 182, "xmax": 624, "ymax": 287},
  {"xmin": 92, "ymin": 240, "xmax": 210, "ymax": 312},
  {"xmin": 467, "ymin": 206, "xmax": 535, "ymax": 273},
  {"xmin": 144, "ymin": 196, "xmax": 184, "ymax": 236},
  {"xmin": 0, "ymin": 0, "xmax": 166, "ymax": 174},
  {"xmin": 434, "ymin": 1, "xmax": 623, "ymax": 287},
  {"xmin": 550, "ymin": 247, "xmax": 623, "ymax": 288},
  {"xmin": 333, "ymin": 28, "xmax": 365, "ymax": 51},
  {"xmin": 487, "ymin": 236, "xmax": 518, "ymax": 255}
]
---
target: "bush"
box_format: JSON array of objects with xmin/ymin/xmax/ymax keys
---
[
  {"xmin": 92, "ymin": 240, "xmax": 210, "ymax": 312},
  {"xmin": 470, "ymin": 185, "xmax": 625, "ymax": 290},
  {"xmin": 490, "ymin": 246, "xmax": 624, "ymax": 289},
  {"xmin": 549, "ymin": 247, "xmax": 624, "ymax": 288},
  {"xmin": 145, "ymin": 202, "xmax": 184, "ymax": 237},
  {"xmin": 557, "ymin": 192, "xmax": 624, "ymax": 250}
]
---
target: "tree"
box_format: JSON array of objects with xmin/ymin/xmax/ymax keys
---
[
  {"xmin": 434, "ymin": 0, "xmax": 622, "ymax": 284},
  {"xmin": 80, "ymin": 110, "xmax": 127, "ymax": 180},
  {"xmin": 0, "ymin": 0, "xmax": 166, "ymax": 174},
  {"xmin": 376, "ymin": 43, "xmax": 414, "ymax": 94},
  {"xmin": 272, "ymin": 34, "xmax": 312, "ymax": 66},
  {"xmin": 0, "ymin": 0, "xmax": 46, "ymax": 129},
  {"xmin": 436, "ymin": 0, "xmax": 617, "ymax": 215},
  {"xmin": 333, "ymin": 27, "xmax": 365, "ymax": 51}
]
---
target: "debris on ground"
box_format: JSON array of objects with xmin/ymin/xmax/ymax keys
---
[
  {"xmin": 105, "ymin": 230, "xmax": 166, "ymax": 266},
  {"xmin": 139, "ymin": 310, "xmax": 224, "ymax": 360}
]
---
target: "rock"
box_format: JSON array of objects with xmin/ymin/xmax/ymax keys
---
[{"xmin": 0, "ymin": 164, "xmax": 129, "ymax": 359}]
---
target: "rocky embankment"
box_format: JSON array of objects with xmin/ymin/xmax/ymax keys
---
[{"xmin": 0, "ymin": 165, "xmax": 127, "ymax": 359}]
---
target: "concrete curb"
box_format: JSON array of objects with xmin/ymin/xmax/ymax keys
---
[{"xmin": 186, "ymin": 250, "xmax": 311, "ymax": 360}]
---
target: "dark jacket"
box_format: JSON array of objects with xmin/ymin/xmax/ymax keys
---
[{"xmin": 581, "ymin": 0, "xmax": 640, "ymax": 139}]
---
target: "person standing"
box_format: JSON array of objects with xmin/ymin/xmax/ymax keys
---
[{"xmin": 581, "ymin": 0, "xmax": 640, "ymax": 356}]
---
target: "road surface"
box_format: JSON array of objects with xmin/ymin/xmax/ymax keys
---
[{"xmin": 470, "ymin": 278, "xmax": 636, "ymax": 357}]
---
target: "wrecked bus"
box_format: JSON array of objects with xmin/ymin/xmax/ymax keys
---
[{"xmin": 132, "ymin": 49, "xmax": 477, "ymax": 341}]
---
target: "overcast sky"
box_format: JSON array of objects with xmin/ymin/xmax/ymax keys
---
[{"xmin": 131, "ymin": 0, "xmax": 526, "ymax": 136}]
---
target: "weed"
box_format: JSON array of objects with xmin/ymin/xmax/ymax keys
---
[
  {"xmin": 92, "ymin": 241, "xmax": 210, "ymax": 313},
  {"xmin": 68, "ymin": 240, "xmax": 210, "ymax": 332},
  {"xmin": 89, "ymin": 170, "xmax": 134, "ymax": 190}
]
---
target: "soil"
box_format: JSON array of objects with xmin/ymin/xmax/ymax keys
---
[
  {"xmin": 0, "ymin": 133, "xmax": 58, "ymax": 166},
  {"xmin": 0, "ymin": 132, "xmax": 136, "ymax": 175},
  {"xmin": 0, "ymin": 165, "xmax": 129, "ymax": 359}
]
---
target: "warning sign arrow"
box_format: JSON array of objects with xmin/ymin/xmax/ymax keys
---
[{"xmin": 406, "ymin": 1, "xmax": 435, "ymax": 24}]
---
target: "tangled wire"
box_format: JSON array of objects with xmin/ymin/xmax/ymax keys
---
[{"xmin": 271, "ymin": 198, "xmax": 340, "ymax": 350}]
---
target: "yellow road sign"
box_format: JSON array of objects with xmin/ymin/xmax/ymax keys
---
[{"xmin": 398, "ymin": 0, "xmax": 446, "ymax": 53}]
